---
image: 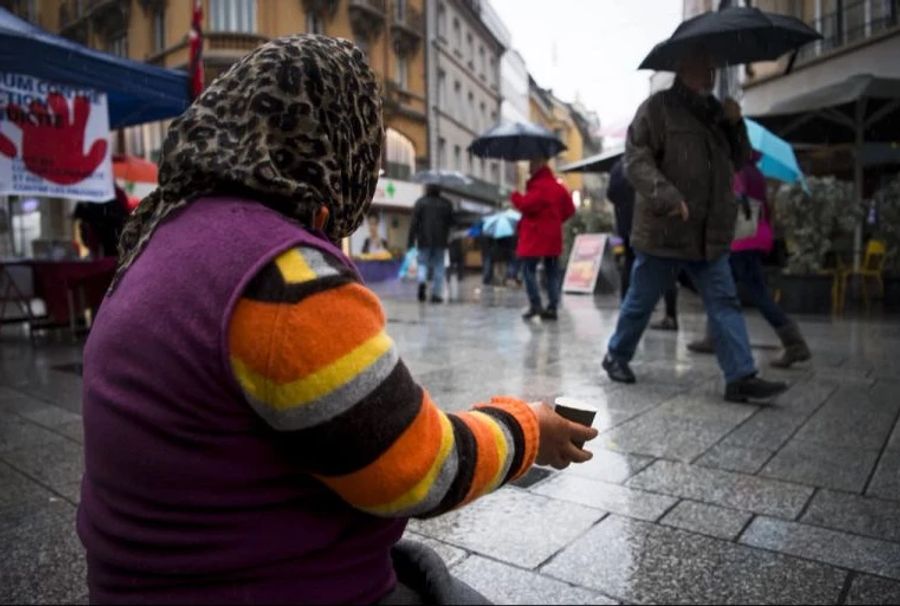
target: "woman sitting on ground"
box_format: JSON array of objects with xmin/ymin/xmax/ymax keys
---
[{"xmin": 77, "ymin": 34, "xmax": 596, "ymax": 605}]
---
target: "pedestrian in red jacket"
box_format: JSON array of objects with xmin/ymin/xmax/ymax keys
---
[{"xmin": 511, "ymin": 158, "xmax": 576, "ymax": 320}]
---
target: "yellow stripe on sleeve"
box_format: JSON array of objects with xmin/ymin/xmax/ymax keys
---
[
  {"xmin": 275, "ymin": 248, "xmax": 318, "ymax": 283},
  {"xmin": 469, "ymin": 410, "xmax": 511, "ymax": 496}
]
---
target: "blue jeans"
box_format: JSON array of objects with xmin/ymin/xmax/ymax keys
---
[
  {"xmin": 418, "ymin": 247, "xmax": 446, "ymax": 298},
  {"xmin": 730, "ymin": 251, "xmax": 790, "ymax": 330},
  {"xmin": 522, "ymin": 256, "xmax": 561, "ymax": 311},
  {"xmin": 608, "ymin": 252, "xmax": 756, "ymax": 383}
]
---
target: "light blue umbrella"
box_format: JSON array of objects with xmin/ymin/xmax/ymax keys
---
[
  {"xmin": 744, "ymin": 117, "xmax": 806, "ymax": 186},
  {"xmin": 481, "ymin": 209, "xmax": 522, "ymax": 239}
]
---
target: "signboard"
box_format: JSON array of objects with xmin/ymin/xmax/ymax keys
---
[
  {"xmin": 0, "ymin": 72, "xmax": 112, "ymax": 202},
  {"xmin": 371, "ymin": 177, "xmax": 423, "ymax": 210},
  {"xmin": 563, "ymin": 233, "xmax": 618, "ymax": 295}
]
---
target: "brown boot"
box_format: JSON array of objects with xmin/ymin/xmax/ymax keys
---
[{"xmin": 771, "ymin": 322, "xmax": 811, "ymax": 368}]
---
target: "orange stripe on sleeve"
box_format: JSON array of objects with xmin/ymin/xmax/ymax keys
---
[
  {"xmin": 456, "ymin": 410, "xmax": 503, "ymax": 505},
  {"xmin": 315, "ymin": 391, "xmax": 443, "ymax": 508}
]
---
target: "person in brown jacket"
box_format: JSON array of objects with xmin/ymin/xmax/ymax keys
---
[{"xmin": 602, "ymin": 47, "xmax": 788, "ymax": 404}]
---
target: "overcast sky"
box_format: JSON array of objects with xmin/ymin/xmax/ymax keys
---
[{"xmin": 491, "ymin": 0, "xmax": 683, "ymax": 134}]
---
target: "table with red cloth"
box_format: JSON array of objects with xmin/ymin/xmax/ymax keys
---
[{"xmin": 0, "ymin": 257, "xmax": 117, "ymax": 331}]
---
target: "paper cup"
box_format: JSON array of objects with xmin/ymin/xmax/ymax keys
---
[{"xmin": 554, "ymin": 397, "xmax": 598, "ymax": 448}]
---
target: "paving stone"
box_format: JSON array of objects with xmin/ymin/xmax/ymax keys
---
[
  {"xmin": 626, "ymin": 460, "xmax": 814, "ymax": 519},
  {"xmin": 793, "ymin": 385, "xmax": 900, "ymax": 451},
  {"xmin": 563, "ymin": 448, "xmax": 655, "ymax": 484},
  {"xmin": 16, "ymin": 405, "xmax": 82, "ymax": 429},
  {"xmin": 402, "ymin": 533, "xmax": 468, "ymax": 568},
  {"xmin": 603, "ymin": 414, "xmax": 743, "ymax": 462},
  {"xmin": 695, "ymin": 443, "xmax": 773, "ymax": 474},
  {"xmin": 741, "ymin": 516, "xmax": 900, "ymax": 580},
  {"xmin": 660, "ymin": 500, "xmax": 753, "ymax": 541},
  {"xmin": 2, "ymin": 440, "xmax": 84, "ymax": 493},
  {"xmin": 452, "ymin": 556, "xmax": 618, "ymax": 605},
  {"xmin": 0, "ymin": 462, "xmax": 57, "ymax": 509},
  {"xmin": 542, "ymin": 515, "xmax": 845, "ymax": 605},
  {"xmin": 760, "ymin": 440, "xmax": 881, "ymax": 492},
  {"xmin": 867, "ymin": 449, "xmax": 900, "ymax": 501},
  {"xmin": 532, "ymin": 474, "xmax": 677, "ymax": 521},
  {"xmin": 0, "ymin": 502, "xmax": 87, "ymax": 604},
  {"xmin": 846, "ymin": 574, "xmax": 900, "ymax": 605},
  {"xmin": 409, "ymin": 488, "xmax": 604, "ymax": 569},
  {"xmin": 0, "ymin": 414, "xmax": 67, "ymax": 454},
  {"xmin": 801, "ymin": 490, "xmax": 900, "ymax": 543},
  {"xmin": 56, "ymin": 420, "xmax": 84, "ymax": 444}
]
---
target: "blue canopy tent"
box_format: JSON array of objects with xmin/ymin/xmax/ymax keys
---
[{"xmin": 0, "ymin": 7, "xmax": 190, "ymax": 128}]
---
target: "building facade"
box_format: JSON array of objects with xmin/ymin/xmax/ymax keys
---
[
  {"xmin": 426, "ymin": 0, "xmax": 504, "ymax": 187},
  {"xmin": 8, "ymin": 0, "xmax": 430, "ymax": 177},
  {"xmin": 499, "ymin": 48, "xmax": 529, "ymax": 192}
]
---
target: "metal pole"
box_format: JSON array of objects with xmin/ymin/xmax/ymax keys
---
[{"xmin": 853, "ymin": 101, "xmax": 864, "ymax": 272}]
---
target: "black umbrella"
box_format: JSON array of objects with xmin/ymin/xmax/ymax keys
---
[
  {"xmin": 411, "ymin": 169, "xmax": 473, "ymax": 189},
  {"xmin": 639, "ymin": 6, "xmax": 821, "ymax": 72},
  {"xmin": 559, "ymin": 148, "xmax": 625, "ymax": 174},
  {"xmin": 469, "ymin": 121, "xmax": 566, "ymax": 161}
]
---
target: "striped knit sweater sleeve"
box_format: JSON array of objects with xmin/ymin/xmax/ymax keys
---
[{"xmin": 228, "ymin": 245, "xmax": 539, "ymax": 518}]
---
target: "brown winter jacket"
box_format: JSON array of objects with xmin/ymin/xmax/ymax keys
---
[{"xmin": 624, "ymin": 80, "xmax": 751, "ymax": 261}]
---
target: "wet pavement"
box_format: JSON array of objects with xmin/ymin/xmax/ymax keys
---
[{"xmin": 2, "ymin": 279, "xmax": 900, "ymax": 604}]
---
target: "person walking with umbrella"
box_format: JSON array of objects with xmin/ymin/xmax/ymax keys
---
[
  {"xmin": 512, "ymin": 157, "xmax": 576, "ymax": 321},
  {"xmin": 602, "ymin": 46, "xmax": 788, "ymax": 403},
  {"xmin": 408, "ymin": 184, "xmax": 455, "ymax": 303}
]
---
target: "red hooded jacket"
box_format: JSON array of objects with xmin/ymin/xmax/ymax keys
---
[{"xmin": 511, "ymin": 166, "xmax": 576, "ymax": 258}]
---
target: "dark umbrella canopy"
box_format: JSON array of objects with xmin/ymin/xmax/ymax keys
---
[
  {"xmin": 639, "ymin": 6, "xmax": 821, "ymax": 71},
  {"xmin": 411, "ymin": 169, "xmax": 473, "ymax": 189},
  {"xmin": 559, "ymin": 148, "xmax": 624, "ymax": 174},
  {"xmin": 469, "ymin": 121, "xmax": 567, "ymax": 161}
]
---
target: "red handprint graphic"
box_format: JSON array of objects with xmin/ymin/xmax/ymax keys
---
[
  {"xmin": 6, "ymin": 93, "xmax": 107, "ymax": 185},
  {"xmin": 0, "ymin": 132, "xmax": 15, "ymax": 159}
]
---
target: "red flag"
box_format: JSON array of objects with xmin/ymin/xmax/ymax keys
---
[{"xmin": 188, "ymin": 0, "xmax": 204, "ymax": 99}]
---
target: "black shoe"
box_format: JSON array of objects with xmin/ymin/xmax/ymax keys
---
[
  {"xmin": 417, "ymin": 283, "xmax": 427, "ymax": 302},
  {"xmin": 724, "ymin": 375, "xmax": 788, "ymax": 403},
  {"xmin": 602, "ymin": 354, "xmax": 636, "ymax": 384},
  {"xmin": 540, "ymin": 308, "xmax": 558, "ymax": 321},
  {"xmin": 650, "ymin": 316, "xmax": 679, "ymax": 331},
  {"xmin": 522, "ymin": 307, "xmax": 542, "ymax": 320},
  {"xmin": 430, "ymin": 295, "xmax": 444, "ymax": 304}
]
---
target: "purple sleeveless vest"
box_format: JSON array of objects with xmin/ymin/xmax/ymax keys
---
[{"xmin": 77, "ymin": 197, "xmax": 405, "ymax": 604}]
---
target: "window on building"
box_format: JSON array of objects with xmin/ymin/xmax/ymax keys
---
[
  {"xmin": 355, "ymin": 35, "xmax": 370, "ymax": 57},
  {"xmin": 453, "ymin": 80, "xmax": 462, "ymax": 119},
  {"xmin": 478, "ymin": 46, "xmax": 485, "ymax": 76},
  {"xmin": 454, "ymin": 145, "xmax": 462, "ymax": 171},
  {"xmin": 437, "ymin": 70, "xmax": 446, "ymax": 107},
  {"xmin": 453, "ymin": 18, "xmax": 461, "ymax": 50},
  {"xmin": 489, "ymin": 57, "xmax": 497, "ymax": 84},
  {"xmin": 152, "ymin": 8, "xmax": 166, "ymax": 52},
  {"xmin": 438, "ymin": 137, "xmax": 447, "ymax": 167},
  {"xmin": 395, "ymin": 0, "xmax": 407, "ymax": 21},
  {"xmin": 480, "ymin": 158, "xmax": 486, "ymax": 178},
  {"xmin": 385, "ymin": 128, "xmax": 416, "ymax": 180},
  {"xmin": 437, "ymin": 3, "xmax": 447, "ymax": 38},
  {"xmin": 467, "ymin": 150, "xmax": 474, "ymax": 175},
  {"xmin": 306, "ymin": 11, "xmax": 324, "ymax": 34},
  {"xmin": 395, "ymin": 52, "xmax": 408, "ymax": 89},
  {"xmin": 467, "ymin": 91, "xmax": 474, "ymax": 125},
  {"xmin": 479, "ymin": 101, "xmax": 486, "ymax": 131},
  {"xmin": 107, "ymin": 33, "xmax": 128, "ymax": 57},
  {"xmin": 467, "ymin": 33, "xmax": 474, "ymax": 64},
  {"xmin": 210, "ymin": 0, "xmax": 256, "ymax": 33}
]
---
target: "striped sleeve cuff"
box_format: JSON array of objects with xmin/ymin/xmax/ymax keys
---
[{"xmin": 475, "ymin": 397, "xmax": 539, "ymax": 482}]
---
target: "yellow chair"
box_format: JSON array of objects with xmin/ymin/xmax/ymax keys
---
[{"xmin": 837, "ymin": 240, "xmax": 887, "ymax": 313}]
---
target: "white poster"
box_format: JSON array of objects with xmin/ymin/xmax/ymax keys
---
[{"xmin": 0, "ymin": 72, "xmax": 113, "ymax": 202}]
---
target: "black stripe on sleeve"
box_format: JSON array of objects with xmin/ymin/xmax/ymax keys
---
[
  {"xmin": 243, "ymin": 260, "xmax": 357, "ymax": 303},
  {"xmin": 272, "ymin": 360, "xmax": 424, "ymax": 476}
]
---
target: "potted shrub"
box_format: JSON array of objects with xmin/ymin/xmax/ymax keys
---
[
  {"xmin": 773, "ymin": 176, "xmax": 862, "ymax": 314},
  {"xmin": 874, "ymin": 174, "xmax": 900, "ymax": 309}
]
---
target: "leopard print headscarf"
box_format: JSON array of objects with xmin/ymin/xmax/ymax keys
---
[{"xmin": 113, "ymin": 34, "xmax": 383, "ymax": 288}]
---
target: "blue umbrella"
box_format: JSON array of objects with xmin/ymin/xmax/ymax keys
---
[
  {"xmin": 481, "ymin": 209, "xmax": 521, "ymax": 240},
  {"xmin": 744, "ymin": 118, "xmax": 806, "ymax": 185}
]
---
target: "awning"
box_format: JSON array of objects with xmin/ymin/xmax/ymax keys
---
[
  {"xmin": 751, "ymin": 74, "xmax": 900, "ymax": 145},
  {"xmin": 0, "ymin": 8, "xmax": 190, "ymax": 128},
  {"xmin": 559, "ymin": 147, "xmax": 624, "ymax": 174}
]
